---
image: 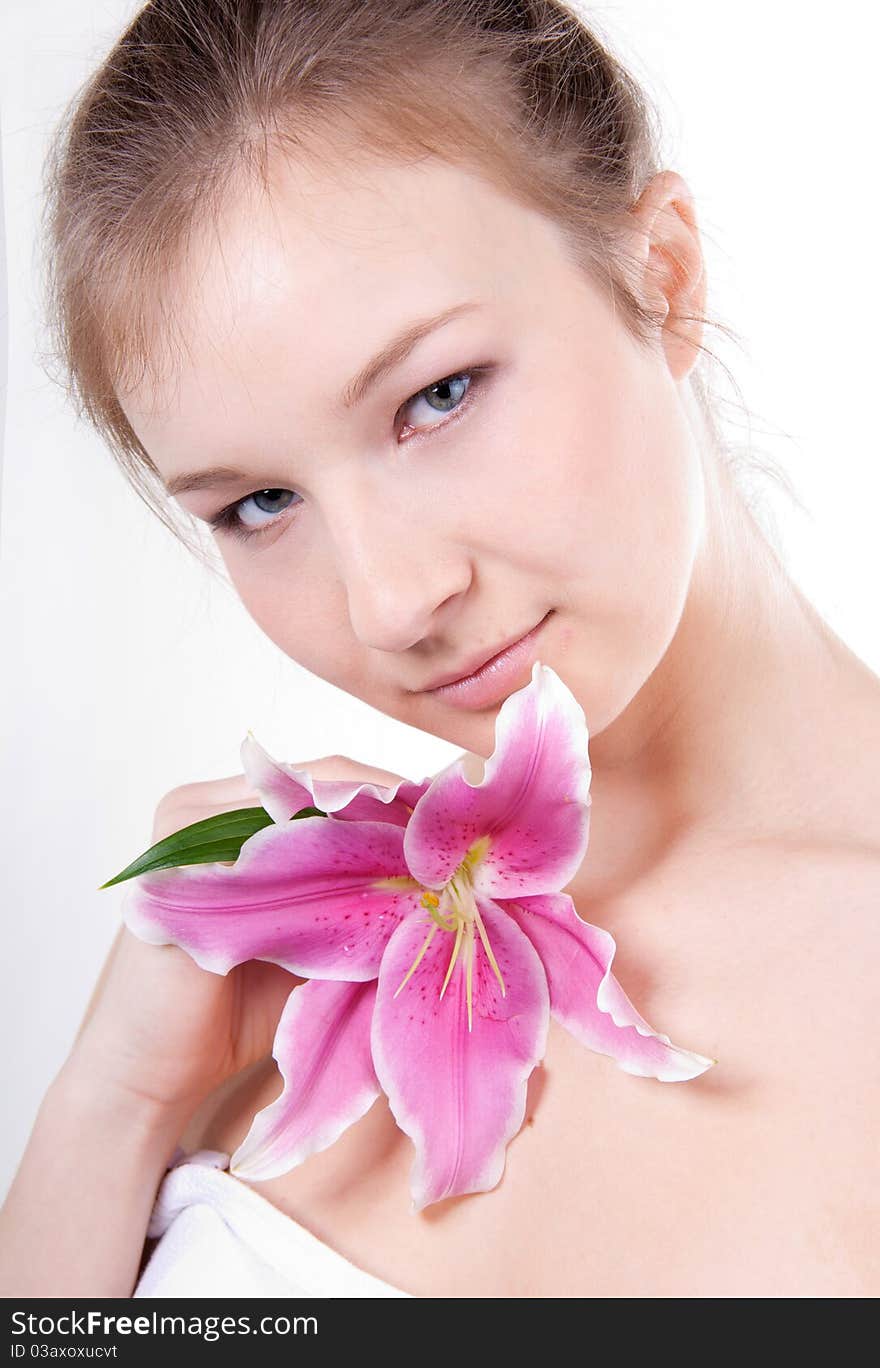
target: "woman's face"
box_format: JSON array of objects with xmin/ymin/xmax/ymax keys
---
[{"xmin": 119, "ymin": 151, "xmax": 706, "ymax": 758}]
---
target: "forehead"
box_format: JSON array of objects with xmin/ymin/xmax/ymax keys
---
[{"xmin": 118, "ymin": 151, "xmax": 581, "ymax": 455}]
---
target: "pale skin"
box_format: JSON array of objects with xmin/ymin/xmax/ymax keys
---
[{"xmin": 1, "ymin": 146, "xmax": 878, "ymax": 1297}]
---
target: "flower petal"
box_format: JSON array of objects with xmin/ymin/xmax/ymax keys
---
[
  {"xmin": 371, "ymin": 898, "xmax": 549, "ymax": 1211},
  {"xmin": 503, "ymin": 893, "xmax": 716, "ymax": 1081},
  {"xmin": 122, "ymin": 817, "xmax": 422, "ymax": 979},
  {"xmin": 230, "ymin": 978, "xmax": 380, "ymax": 1180},
  {"xmin": 404, "ymin": 662, "xmax": 591, "ymax": 897},
  {"xmin": 241, "ymin": 732, "xmax": 431, "ymax": 827}
]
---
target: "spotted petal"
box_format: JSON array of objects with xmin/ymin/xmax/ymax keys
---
[
  {"xmin": 503, "ymin": 893, "xmax": 716, "ymax": 1081},
  {"xmin": 122, "ymin": 817, "xmax": 421, "ymax": 979},
  {"xmin": 371, "ymin": 897, "xmax": 549, "ymax": 1211},
  {"xmin": 404, "ymin": 662, "xmax": 591, "ymax": 898},
  {"xmin": 230, "ymin": 979, "xmax": 380, "ymax": 1180}
]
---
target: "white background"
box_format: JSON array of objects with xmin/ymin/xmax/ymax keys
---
[{"xmin": 1, "ymin": 1, "xmax": 878, "ymax": 1198}]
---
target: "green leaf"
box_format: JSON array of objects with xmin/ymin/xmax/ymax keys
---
[{"xmin": 98, "ymin": 803, "xmax": 326, "ymax": 890}]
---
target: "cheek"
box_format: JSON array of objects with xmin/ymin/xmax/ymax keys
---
[
  {"xmin": 498, "ymin": 355, "xmax": 700, "ymax": 585},
  {"xmin": 221, "ymin": 553, "xmax": 354, "ymax": 674},
  {"xmin": 218, "ymin": 552, "xmax": 277, "ymax": 633},
  {"xmin": 594, "ymin": 428, "xmax": 704, "ymax": 718},
  {"xmin": 518, "ymin": 349, "xmax": 704, "ymax": 702}
]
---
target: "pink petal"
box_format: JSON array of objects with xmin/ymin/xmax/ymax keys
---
[
  {"xmin": 241, "ymin": 732, "xmax": 431, "ymax": 827},
  {"xmin": 404, "ymin": 662, "xmax": 591, "ymax": 898},
  {"xmin": 122, "ymin": 817, "xmax": 422, "ymax": 980},
  {"xmin": 230, "ymin": 979, "xmax": 380, "ymax": 1180},
  {"xmin": 371, "ymin": 897, "xmax": 549, "ymax": 1211},
  {"xmin": 502, "ymin": 893, "xmax": 716, "ymax": 1081}
]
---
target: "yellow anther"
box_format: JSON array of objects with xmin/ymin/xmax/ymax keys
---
[{"xmin": 422, "ymin": 887, "xmax": 457, "ymax": 931}]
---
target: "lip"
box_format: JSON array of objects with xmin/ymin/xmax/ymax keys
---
[{"xmin": 421, "ymin": 610, "xmax": 554, "ymax": 710}]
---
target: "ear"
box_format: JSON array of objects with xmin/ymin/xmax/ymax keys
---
[{"xmin": 626, "ymin": 170, "xmax": 707, "ymax": 382}]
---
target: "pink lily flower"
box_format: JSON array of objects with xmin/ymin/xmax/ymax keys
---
[{"xmin": 123, "ymin": 663, "xmax": 715, "ymax": 1210}]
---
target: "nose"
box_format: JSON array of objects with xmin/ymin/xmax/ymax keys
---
[{"xmin": 326, "ymin": 477, "xmax": 472, "ymax": 653}]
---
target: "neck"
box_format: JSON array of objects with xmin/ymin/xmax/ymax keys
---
[{"xmin": 575, "ymin": 426, "xmax": 876, "ymax": 903}]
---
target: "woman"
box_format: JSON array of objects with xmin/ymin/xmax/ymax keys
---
[{"xmin": 1, "ymin": 0, "xmax": 877, "ymax": 1297}]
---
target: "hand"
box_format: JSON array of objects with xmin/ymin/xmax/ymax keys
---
[{"xmin": 72, "ymin": 757, "xmax": 407, "ymax": 1121}]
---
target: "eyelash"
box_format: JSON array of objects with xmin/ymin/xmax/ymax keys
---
[{"xmin": 206, "ymin": 363, "xmax": 494, "ymax": 544}]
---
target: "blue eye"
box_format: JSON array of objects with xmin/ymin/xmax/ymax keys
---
[
  {"xmin": 209, "ymin": 487, "xmax": 302, "ymax": 538},
  {"xmin": 400, "ymin": 371, "xmax": 471, "ymax": 427},
  {"xmin": 208, "ymin": 363, "xmax": 492, "ymax": 544}
]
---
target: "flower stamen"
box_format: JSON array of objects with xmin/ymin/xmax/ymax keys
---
[
  {"xmin": 473, "ymin": 904, "xmax": 506, "ymax": 997},
  {"xmin": 393, "ymin": 922, "xmax": 438, "ymax": 998},
  {"xmin": 439, "ymin": 919, "xmax": 464, "ymax": 1000},
  {"xmin": 422, "ymin": 888, "xmax": 457, "ymax": 932},
  {"xmin": 397, "ymin": 856, "xmax": 502, "ymax": 1031}
]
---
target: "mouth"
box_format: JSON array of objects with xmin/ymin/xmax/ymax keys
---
[{"xmin": 417, "ymin": 610, "xmax": 555, "ymax": 709}]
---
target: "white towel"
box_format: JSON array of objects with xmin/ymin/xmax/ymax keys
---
[{"xmin": 134, "ymin": 1149, "xmax": 411, "ymax": 1298}]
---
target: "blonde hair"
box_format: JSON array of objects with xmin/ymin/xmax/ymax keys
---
[{"xmin": 39, "ymin": 0, "xmax": 795, "ymax": 565}]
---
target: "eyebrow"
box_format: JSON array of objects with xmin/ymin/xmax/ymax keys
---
[{"xmin": 164, "ymin": 299, "xmax": 483, "ymax": 499}]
